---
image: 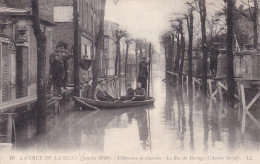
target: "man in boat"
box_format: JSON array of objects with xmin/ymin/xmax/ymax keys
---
[
  {"xmin": 138, "ymin": 57, "xmax": 149, "ymax": 91},
  {"xmin": 94, "ymin": 78, "xmax": 116, "ymax": 101},
  {"xmin": 132, "ymin": 82, "xmax": 146, "ymax": 101},
  {"xmin": 120, "ymin": 83, "xmax": 135, "ymax": 101},
  {"xmin": 82, "ymin": 78, "xmax": 93, "ymax": 99}
]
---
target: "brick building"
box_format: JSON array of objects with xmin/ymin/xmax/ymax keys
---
[
  {"xmin": 0, "ymin": 7, "xmax": 54, "ymax": 106},
  {"xmin": 45, "ymin": 0, "xmax": 106, "ymax": 84}
]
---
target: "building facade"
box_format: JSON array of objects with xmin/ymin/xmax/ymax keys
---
[{"xmin": 0, "ymin": 7, "xmax": 54, "ymax": 105}]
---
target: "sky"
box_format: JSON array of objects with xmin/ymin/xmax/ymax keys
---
[
  {"xmin": 105, "ymin": 0, "xmax": 185, "ymax": 51},
  {"xmin": 105, "ymin": 0, "xmax": 224, "ymax": 52}
]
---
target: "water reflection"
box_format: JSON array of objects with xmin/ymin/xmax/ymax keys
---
[
  {"xmin": 13, "ymin": 64, "xmax": 260, "ymax": 154},
  {"xmin": 16, "ymin": 107, "xmax": 153, "ymax": 152},
  {"xmin": 176, "ymin": 87, "xmax": 186, "ymax": 151},
  {"xmin": 188, "ymin": 92, "xmax": 194, "ymax": 153}
]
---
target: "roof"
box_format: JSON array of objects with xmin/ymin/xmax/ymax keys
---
[{"xmin": 0, "ymin": 7, "xmax": 30, "ymax": 15}]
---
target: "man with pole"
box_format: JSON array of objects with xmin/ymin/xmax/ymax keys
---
[{"xmin": 138, "ymin": 56, "xmax": 149, "ymax": 92}]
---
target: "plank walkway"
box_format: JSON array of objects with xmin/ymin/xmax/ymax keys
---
[{"xmin": 0, "ymin": 96, "xmax": 37, "ymax": 113}]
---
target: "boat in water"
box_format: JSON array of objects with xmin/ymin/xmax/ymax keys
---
[{"xmin": 73, "ymin": 96, "xmax": 155, "ymax": 109}]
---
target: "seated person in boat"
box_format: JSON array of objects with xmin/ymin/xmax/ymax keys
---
[
  {"xmin": 132, "ymin": 82, "xmax": 146, "ymax": 101},
  {"xmin": 82, "ymin": 79, "xmax": 93, "ymax": 99},
  {"xmin": 120, "ymin": 83, "xmax": 135, "ymax": 101},
  {"xmin": 94, "ymin": 78, "xmax": 116, "ymax": 101}
]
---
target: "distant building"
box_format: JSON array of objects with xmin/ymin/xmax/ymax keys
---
[
  {"xmin": 104, "ymin": 20, "xmax": 119, "ymax": 76},
  {"xmin": 0, "ymin": 7, "xmax": 54, "ymax": 106}
]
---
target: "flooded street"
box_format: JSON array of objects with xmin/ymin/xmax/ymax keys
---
[{"xmin": 14, "ymin": 61, "xmax": 260, "ymax": 155}]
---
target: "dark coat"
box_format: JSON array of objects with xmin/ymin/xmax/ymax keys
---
[
  {"xmin": 138, "ymin": 61, "xmax": 148, "ymax": 78},
  {"xmin": 50, "ymin": 59, "xmax": 64, "ymax": 78}
]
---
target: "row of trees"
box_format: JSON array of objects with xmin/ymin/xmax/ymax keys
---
[
  {"xmin": 114, "ymin": 29, "xmax": 152, "ymax": 77},
  {"xmin": 161, "ymin": 0, "xmax": 259, "ymax": 109}
]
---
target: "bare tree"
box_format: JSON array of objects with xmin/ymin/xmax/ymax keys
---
[
  {"xmin": 160, "ymin": 31, "xmax": 174, "ymax": 72},
  {"xmin": 239, "ymin": 0, "xmax": 258, "ymax": 48},
  {"xmin": 186, "ymin": 8, "xmax": 194, "ymax": 100},
  {"xmin": 31, "ymin": 0, "xmax": 47, "ymax": 117},
  {"xmin": 73, "ymin": 0, "xmax": 80, "ymax": 97},
  {"xmin": 197, "ymin": 0, "xmax": 208, "ymax": 97},
  {"xmin": 226, "ymin": 0, "xmax": 235, "ymax": 108},
  {"xmin": 173, "ymin": 22, "xmax": 182, "ymax": 73},
  {"xmin": 115, "ymin": 29, "xmax": 128, "ymax": 76},
  {"xmin": 125, "ymin": 38, "xmax": 133, "ymax": 80},
  {"xmin": 93, "ymin": 0, "xmax": 107, "ymax": 91},
  {"xmin": 178, "ymin": 33, "xmax": 185, "ymax": 84}
]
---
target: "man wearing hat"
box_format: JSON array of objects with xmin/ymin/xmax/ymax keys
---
[
  {"xmin": 57, "ymin": 45, "xmax": 72, "ymax": 89},
  {"xmin": 94, "ymin": 78, "xmax": 116, "ymax": 101},
  {"xmin": 138, "ymin": 57, "xmax": 149, "ymax": 91},
  {"xmin": 50, "ymin": 53, "xmax": 64, "ymax": 96},
  {"xmin": 120, "ymin": 83, "xmax": 134, "ymax": 101}
]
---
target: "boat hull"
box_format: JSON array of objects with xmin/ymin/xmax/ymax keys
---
[{"xmin": 73, "ymin": 97, "xmax": 155, "ymax": 109}]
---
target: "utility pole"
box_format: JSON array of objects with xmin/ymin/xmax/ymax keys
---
[{"xmin": 73, "ymin": 0, "xmax": 80, "ymax": 97}]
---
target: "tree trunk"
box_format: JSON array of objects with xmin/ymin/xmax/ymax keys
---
[
  {"xmin": 164, "ymin": 40, "xmax": 168, "ymax": 72},
  {"xmin": 253, "ymin": 0, "xmax": 258, "ymax": 49},
  {"xmin": 187, "ymin": 9, "xmax": 194, "ymax": 102},
  {"xmin": 199, "ymin": 0, "xmax": 208, "ymax": 97},
  {"xmin": 93, "ymin": 0, "xmax": 106, "ymax": 91},
  {"xmin": 31, "ymin": 0, "xmax": 47, "ymax": 114},
  {"xmin": 135, "ymin": 42, "xmax": 139, "ymax": 76},
  {"xmin": 178, "ymin": 35, "xmax": 185, "ymax": 83},
  {"xmin": 125, "ymin": 42, "xmax": 129, "ymax": 87},
  {"xmin": 171, "ymin": 35, "xmax": 175, "ymax": 71},
  {"xmin": 31, "ymin": 0, "xmax": 47, "ymax": 134},
  {"xmin": 174, "ymin": 32, "xmax": 181, "ymax": 73},
  {"xmin": 226, "ymin": 0, "xmax": 235, "ymax": 108},
  {"xmin": 115, "ymin": 40, "xmax": 120, "ymax": 76},
  {"xmin": 73, "ymin": 0, "xmax": 80, "ymax": 97}
]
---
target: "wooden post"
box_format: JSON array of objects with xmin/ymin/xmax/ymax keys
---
[
  {"xmin": 240, "ymin": 84, "xmax": 246, "ymax": 133},
  {"xmin": 218, "ymin": 81, "xmax": 223, "ymax": 101},
  {"xmin": 6, "ymin": 115, "xmax": 12, "ymax": 143}
]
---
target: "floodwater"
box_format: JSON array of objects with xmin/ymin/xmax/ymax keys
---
[{"xmin": 14, "ymin": 60, "xmax": 260, "ymax": 155}]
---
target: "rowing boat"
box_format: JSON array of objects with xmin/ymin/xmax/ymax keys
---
[{"xmin": 73, "ymin": 96, "xmax": 155, "ymax": 109}]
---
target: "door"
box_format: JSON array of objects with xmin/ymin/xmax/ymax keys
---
[{"xmin": 9, "ymin": 51, "xmax": 16, "ymax": 100}]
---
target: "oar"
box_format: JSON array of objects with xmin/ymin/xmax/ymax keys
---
[{"xmin": 72, "ymin": 96, "xmax": 100, "ymax": 110}]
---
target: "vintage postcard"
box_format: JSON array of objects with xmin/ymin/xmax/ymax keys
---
[{"xmin": 0, "ymin": 0, "xmax": 260, "ymax": 164}]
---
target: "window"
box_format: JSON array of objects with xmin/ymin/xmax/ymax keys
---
[{"xmin": 53, "ymin": 6, "xmax": 73, "ymax": 22}]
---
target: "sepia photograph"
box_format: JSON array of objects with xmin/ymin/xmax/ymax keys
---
[{"xmin": 0, "ymin": 0, "xmax": 260, "ymax": 163}]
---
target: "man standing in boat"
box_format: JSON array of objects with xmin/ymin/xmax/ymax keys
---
[{"xmin": 138, "ymin": 57, "xmax": 149, "ymax": 91}]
